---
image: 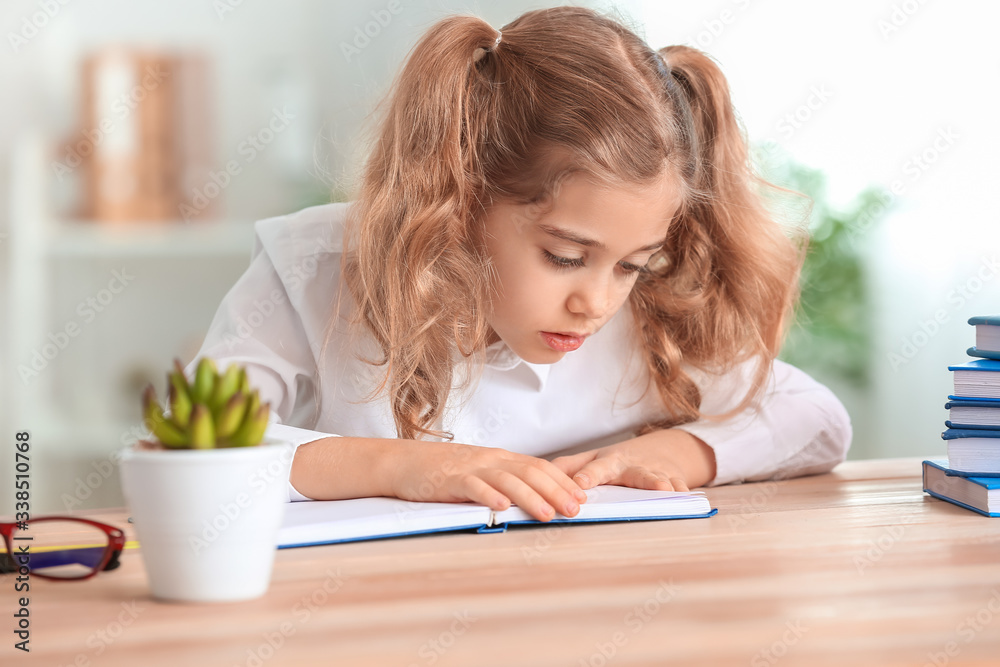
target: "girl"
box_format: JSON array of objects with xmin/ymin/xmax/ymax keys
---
[{"xmin": 185, "ymin": 6, "xmax": 851, "ymax": 524}]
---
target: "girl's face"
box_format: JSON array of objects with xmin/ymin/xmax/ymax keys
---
[{"xmin": 481, "ymin": 172, "xmax": 681, "ymax": 364}]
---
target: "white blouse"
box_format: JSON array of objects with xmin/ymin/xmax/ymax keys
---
[{"xmin": 185, "ymin": 202, "xmax": 852, "ymax": 502}]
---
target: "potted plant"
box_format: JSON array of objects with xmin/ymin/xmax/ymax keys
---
[{"xmin": 118, "ymin": 357, "xmax": 292, "ymax": 603}]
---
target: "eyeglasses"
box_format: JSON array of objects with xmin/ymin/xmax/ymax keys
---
[{"xmin": 0, "ymin": 517, "xmax": 125, "ymax": 581}]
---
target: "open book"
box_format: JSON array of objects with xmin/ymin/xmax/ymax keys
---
[{"xmin": 277, "ymin": 485, "xmax": 717, "ymax": 549}]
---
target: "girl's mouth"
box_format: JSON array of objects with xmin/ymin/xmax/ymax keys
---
[{"xmin": 540, "ymin": 331, "xmax": 586, "ymax": 352}]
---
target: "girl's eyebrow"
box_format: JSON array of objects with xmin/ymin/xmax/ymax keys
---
[{"xmin": 536, "ymin": 223, "xmax": 664, "ymax": 254}]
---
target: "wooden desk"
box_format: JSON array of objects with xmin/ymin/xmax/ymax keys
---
[{"xmin": 6, "ymin": 458, "xmax": 1000, "ymax": 666}]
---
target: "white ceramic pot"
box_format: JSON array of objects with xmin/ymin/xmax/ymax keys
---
[{"xmin": 118, "ymin": 438, "xmax": 293, "ymax": 602}]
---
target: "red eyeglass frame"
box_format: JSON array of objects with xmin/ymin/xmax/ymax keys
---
[{"xmin": 0, "ymin": 516, "xmax": 126, "ymax": 581}]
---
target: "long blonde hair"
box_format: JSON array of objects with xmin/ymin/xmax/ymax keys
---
[{"xmin": 318, "ymin": 6, "xmax": 805, "ymax": 441}]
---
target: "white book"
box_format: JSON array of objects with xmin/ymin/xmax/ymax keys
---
[{"xmin": 277, "ymin": 485, "xmax": 716, "ymax": 549}]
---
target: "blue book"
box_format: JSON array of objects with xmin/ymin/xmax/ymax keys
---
[
  {"xmin": 923, "ymin": 459, "xmax": 1000, "ymax": 517},
  {"xmin": 967, "ymin": 315, "xmax": 1000, "ymax": 359},
  {"xmin": 941, "ymin": 428, "xmax": 1000, "ymax": 439},
  {"xmin": 949, "ymin": 395, "xmax": 1000, "ymax": 403},
  {"xmin": 946, "ymin": 420, "xmax": 1000, "ymax": 431},
  {"xmin": 275, "ymin": 485, "xmax": 717, "ymax": 549},
  {"xmin": 944, "ymin": 397, "xmax": 1000, "ymax": 430},
  {"xmin": 925, "ymin": 457, "xmax": 1000, "ymax": 479},
  {"xmin": 948, "ymin": 358, "xmax": 1000, "ymax": 399},
  {"xmin": 941, "ymin": 428, "xmax": 1000, "ymax": 474}
]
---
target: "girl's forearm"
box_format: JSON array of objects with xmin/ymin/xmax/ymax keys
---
[{"xmin": 289, "ymin": 436, "xmax": 405, "ymax": 500}]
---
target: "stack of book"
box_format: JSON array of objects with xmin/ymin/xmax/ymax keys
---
[{"xmin": 923, "ymin": 315, "xmax": 1000, "ymax": 517}]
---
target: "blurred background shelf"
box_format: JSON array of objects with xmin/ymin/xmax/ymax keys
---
[
  {"xmin": 46, "ymin": 219, "xmax": 254, "ymax": 258},
  {"xmin": 4, "ymin": 133, "xmax": 263, "ymax": 513}
]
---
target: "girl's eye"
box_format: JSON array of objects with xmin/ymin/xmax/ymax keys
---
[
  {"xmin": 541, "ymin": 250, "xmax": 648, "ymax": 276},
  {"xmin": 619, "ymin": 261, "xmax": 647, "ymax": 275},
  {"xmin": 542, "ymin": 250, "xmax": 584, "ymax": 270}
]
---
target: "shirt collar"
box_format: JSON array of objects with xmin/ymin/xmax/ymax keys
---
[{"xmin": 480, "ymin": 339, "xmax": 551, "ymax": 392}]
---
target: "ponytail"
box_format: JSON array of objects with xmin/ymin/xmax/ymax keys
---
[
  {"xmin": 333, "ymin": 16, "xmax": 505, "ymax": 441},
  {"xmin": 631, "ymin": 45, "xmax": 805, "ymax": 435}
]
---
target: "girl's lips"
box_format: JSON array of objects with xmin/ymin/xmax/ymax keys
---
[{"xmin": 540, "ymin": 331, "xmax": 586, "ymax": 352}]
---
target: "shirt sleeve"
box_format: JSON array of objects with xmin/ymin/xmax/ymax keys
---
[
  {"xmin": 674, "ymin": 358, "xmax": 853, "ymax": 486},
  {"xmin": 183, "ymin": 245, "xmax": 341, "ymax": 503}
]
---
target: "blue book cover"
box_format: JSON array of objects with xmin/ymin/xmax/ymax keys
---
[
  {"xmin": 946, "ymin": 398, "xmax": 1000, "ymax": 408},
  {"xmin": 941, "ymin": 428, "xmax": 1000, "ymax": 440},
  {"xmin": 946, "ymin": 421, "xmax": 1000, "ymax": 431},
  {"xmin": 948, "ymin": 359, "xmax": 1000, "ymax": 372},
  {"xmin": 968, "ymin": 315, "xmax": 1000, "ymax": 326},
  {"xmin": 949, "ymin": 395, "xmax": 1000, "ymax": 404},
  {"xmin": 923, "ymin": 459, "xmax": 1000, "ymax": 517},
  {"xmin": 968, "ymin": 347, "xmax": 1000, "ymax": 361}
]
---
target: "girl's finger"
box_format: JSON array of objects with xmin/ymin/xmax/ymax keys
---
[
  {"xmin": 573, "ymin": 461, "xmax": 611, "ymax": 489},
  {"xmin": 483, "ymin": 468, "xmax": 560, "ymax": 522},
  {"xmin": 619, "ymin": 466, "xmax": 673, "ymax": 491},
  {"xmin": 538, "ymin": 458, "xmax": 591, "ymax": 504},
  {"xmin": 458, "ymin": 474, "xmax": 511, "ymax": 512},
  {"xmin": 518, "ymin": 463, "xmax": 586, "ymax": 517},
  {"xmin": 547, "ymin": 450, "xmax": 597, "ymax": 479},
  {"xmin": 573, "ymin": 451, "xmax": 628, "ymax": 489},
  {"xmin": 669, "ymin": 477, "xmax": 690, "ymax": 492}
]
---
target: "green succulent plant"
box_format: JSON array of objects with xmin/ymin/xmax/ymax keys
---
[{"xmin": 141, "ymin": 357, "xmax": 271, "ymax": 449}]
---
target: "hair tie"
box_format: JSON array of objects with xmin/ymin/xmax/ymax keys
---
[{"xmin": 473, "ymin": 30, "xmax": 502, "ymax": 63}]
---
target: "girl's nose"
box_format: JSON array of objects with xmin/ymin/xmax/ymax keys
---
[{"xmin": 566, "ymin": 278, "xmax": 613, "ymax": 321}]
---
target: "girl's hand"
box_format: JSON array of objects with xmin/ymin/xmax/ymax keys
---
[
  {"xmin": 386, "ymin": 441, "xmax": 589, "ymax": 522},
  {"xmin": 548, "ymin": 430, "xmax": 717, "ymax": 493}
]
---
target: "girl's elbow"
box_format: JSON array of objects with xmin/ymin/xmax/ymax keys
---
[
  {"xmin": 827, "ymin": 383, "xmax": 853, "ymax": 456},
  {"xmin": 809, "ymin": 384, "xmax": 854, "ymax": 472}
]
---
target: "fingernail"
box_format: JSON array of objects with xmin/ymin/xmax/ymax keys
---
[
  {"xmin": 541, "ymin": 503, "xmax": 554, "ymax": 517},
  {"xmin": 575, "ymin": 474, "xmax": 590, "ymax": 487},
  {"xmin": 566, "ymin": 502, "xmax": 579, "ymax": 514},
  {"xmin": 574, "ymin": 489, "xmax": 587, "ymax": 502}
]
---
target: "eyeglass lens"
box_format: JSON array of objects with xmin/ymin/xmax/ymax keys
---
[{"xmin": 9, "ymin": 521, "xmax": 111, "ymax": 579}]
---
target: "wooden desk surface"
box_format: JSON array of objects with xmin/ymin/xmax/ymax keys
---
[{"xmin": 6, "ymin": 457, "xmax": 1000, "ymax": 667}]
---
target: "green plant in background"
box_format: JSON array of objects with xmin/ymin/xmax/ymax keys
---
[
  {"xmin": 292, "ymin": 180, "xmax": 349, "ymax": 209},
  {"xmin": 141, "ymin": 358, "xmax": 271, "ymax": 449},
  {"xmin": 754, "ymin": 143, "xmax": 891, "ymax": 387}
]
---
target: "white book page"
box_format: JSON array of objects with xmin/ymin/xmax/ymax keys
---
[
  {"xmin": 491, "ymin": 484, "xmax": 712, "ymax": 524},
  {"xmin": 277, "ymin": 485, "xmax": 714, "ymax": 547},
  {"xmin": 278, "ymin": 496, "xmax": 491, "ymax": 547}
]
